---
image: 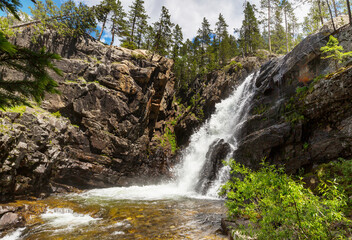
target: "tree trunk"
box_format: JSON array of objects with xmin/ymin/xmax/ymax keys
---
[
  {"xmin": 131, "ymin": 14, "xmax": 137, "ymax": 43},
  {"xmin": 268, "ymin": 0, "xmax": 272, "ymax": 54},
  {"xmin": 326, "ymin": 0, "xmax": 336, "ymax": 31},
  {"xmin": 98, "ymin": 16, "xmax": 107, "ymax": 41},
  {"xmin": 284, "ymin": 8, "xmax": 289, "ymax": 53},
  {"xmin": 318, "ymin": 0, "xmax": 324, "ymax": 25},
  {"xmin": 332, "ymin": 0, "xmax": 338, "ymax": 17},
  {"xmin": 110, "ymin": 22, "xmax": 116, "ymax": 46},
  {"xmin": 347, "ymin": 0, "xmax": 352, "ymax": 25}
]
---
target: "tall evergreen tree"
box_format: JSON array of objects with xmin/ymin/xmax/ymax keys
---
[
  {"xmin": 125, "ymin": 0, "xmax": 148, "ymax": 49},
  {"xmin": 215, "ymin": 13, "xmax": 230, "ymax": 66},
  {"xmin": 197, "ymin": 17, "xmax": 212, "ymax": 71},
  {"xmin": 172, "ymin": 24, "xmax": 183, "ymax": 59},
  {"xmin": 261, "ymin": 0, "xmax": 273, "ymax": 53},
  {"xmin": 94, "ymin": 0, "xmax": 114, "ymax": 41},
  {"xmin": 239, "ymin": 2, "xmax": 262, "ymax": 55},
  {"xmin": 110, "ymin": 0, "xmax": 128, "ymax": 46},
  {"xmin": 271, "ymin": 4, "xmax": 286, "ymax": 54},
  {"xmin": 152, "ymin": 6, "xmax": 174, "ymax": 56}
]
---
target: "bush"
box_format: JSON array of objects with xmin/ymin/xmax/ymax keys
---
[{"xmin": 220, "ymin": 160, "xmax": 351, "ymax": 239}]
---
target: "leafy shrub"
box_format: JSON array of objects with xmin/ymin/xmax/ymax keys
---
[
  {"xmin": 223, "ymin": 61, "xmax": 243, "ymax": 73},
  {"xmin": 51, "ymin": 111, "xmax": 61, "ymax": 118},
  {"xmin": 320, "ymin": 35, "xmax": 352, "ymax": 70},
  {"xmin": 315, "ymin": 158, "xmax": 352, "ymax": 213},
  {"xmin": 253, "ymin": 104, "xmax": 269, "ymax": 115},
  {"xmin": 221, "ymin": 160, "xmax": 350, "ymax": 239},
  {"xmin": 121, "ymin": 41, "xmax": 137, "ymax": 50}
]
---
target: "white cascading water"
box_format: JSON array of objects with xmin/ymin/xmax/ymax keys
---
[
  {"xmin": 80, "ymin": 72, "xmax": 257, "ymax": 200},
  {"xmin": 0, "ymin": 73, "xmax": 257, "ymax": 240},
  {"xmin": 175, "ymin": 72, "xmax": 257, "ymax": 196}
]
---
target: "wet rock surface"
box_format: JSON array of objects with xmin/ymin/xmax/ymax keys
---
[{"xmin": 233, "ymin": 24, "xmax": 352, "ymax": 173}]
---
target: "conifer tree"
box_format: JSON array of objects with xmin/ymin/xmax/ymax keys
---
[
  {"xmin": 125, "ymin": 0, "xmax": 148, "ymax": 49},
  {"xmin": 261, "ymin": 0, "xmax": 273, "ymax": 53},
  {"xmin": 94, "ymin": 0, "xmax": 114, "ymax": 41},
  {"xmin": 172, "ymin": 24, "xmax": 183, "ymax": 59},
  {"xmin": 110, "ymin": 0, "xmax": 128, "ymax": 46},
  {"xmin": 271, "ymin": 4, "xmax": 286, "ymax": 54},
  {"xmin": 197, "ymin": 17, "xmax": 212, "ymax": 51},
  {"xmin": 0, "ymin": 0, "xmax": 61, "ymax": 108},
  {"xmin": 152, "ymin": 6, "xmax": 174, "ymax": 56},
  {"xmin": 30, "ymin": 0, "xmax": 96, "ymax": 38},
  {"xmin": 281, "ymin": 0, "xmax": 296, "ymax": 52},
  {"xmin": 215, "ymin": 13, "xmax": 230, "ymax": 66},
  {"xmin": 60, "ymin": 1, "xmax": 97, "ymax": 37},
  {"xmin": 239, "ymin": 2, "xmax": 261, "ymax": 55},
  {"xmin": 142, "ymin": 25, "xmax": 154, "ymax": 50}
]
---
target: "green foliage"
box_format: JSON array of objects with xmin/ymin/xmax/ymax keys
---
[
  {"xmin": 1, "ymin": 105, "xmax": 27, "ymax": 115},
  {"xmin": 221, "ymin": 160, "xmax": 350, "ymax": 239},
  {"xmin": 315, "ymin": 158, "xmax": 352, "ymax": 213},
  {"xmin": 30, "ymin": 0, "xmax": 97, "ymax": 38},
  {"xmin": 121, "ymin": 41, "xmax": 137, "ymax": 50},
  {"xmin": 51, "ymin": 111, "xmax": 61, "ymax": 118},
  {"xmin": 253, "ymin": 104, "xmax": 269, "ymax": 115},
  {"xmin": 223, "ymin": 61, "xmax": 243, "ymax": 73},
  {"xmin": 152, "ymin": 6, "xmax": 174, "ymax": 56},
  {"xmin": 125, "ymin": 0, "xmax": 148, "ymax": 48},
  {"xmin": 303, "ymin": 142, "xmax": 309, "ymax": 151},
  {"xmin": 0, "ymin": 0, "xmax": 34, "ymax": 20},
  {"xmin": 0, "ymin": 32, "xmax": 61, "ymax": 108},
  {"xmin": 321, "ymin": 35, "xmax": 352, "ymax": 70},
  {"xmin": 159, "ymin": 126, "xmax": 177, "ymax": 154},
  {"xmin": 238, "ymin": 2, "xmax": 262, "ymax": 55}
]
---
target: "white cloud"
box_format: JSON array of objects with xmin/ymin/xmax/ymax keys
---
[{"xmin": 77, "ymin": 0, "xmax": 311, "ymax": 41}]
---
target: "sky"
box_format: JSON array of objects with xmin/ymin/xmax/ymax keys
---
[{"xmin": 2, "ymin": 0, "xmax": 311, "ymax": 44}]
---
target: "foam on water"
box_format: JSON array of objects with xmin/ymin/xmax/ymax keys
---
[
  {"xmin": 41, "ymin": 208, "xmax": 100, "ymax": 228},
  {"xmin": 0, "ymin": 228, "xmax": 25, "ymax": 240}
]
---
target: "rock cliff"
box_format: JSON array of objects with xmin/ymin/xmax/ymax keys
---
[
  {"xmin": 1, "ymin": 28, "xmax": 176, "ymax": 202},
  {"xmin": 233, "ymin": 24, "xmax": 352, "ymax": 173}
]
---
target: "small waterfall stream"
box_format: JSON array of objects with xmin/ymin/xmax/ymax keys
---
[{"xmin": 1, "ymin": 73, "xmax": 257, "ymax": 240}]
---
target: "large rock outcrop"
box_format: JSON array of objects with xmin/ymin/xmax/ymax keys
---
[
  {"xmin": 233, "ymin": 24, "xmax": 352, "ymax": 173},
  {"xmin": 1, "ymin": 28, "xmax": 175, "ymax": 202}
]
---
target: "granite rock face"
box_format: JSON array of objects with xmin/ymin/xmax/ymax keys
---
[
  {"xmin": 233, "ymin": 24, "xmax": 352, "ymax": 173},
  {"xmin": 1, "ymin": 28, "xmax": 176, "ymax": 201}
]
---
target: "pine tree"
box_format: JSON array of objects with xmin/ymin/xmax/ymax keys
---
[
  {"xmin": 141, "ymin": 25, "xmax": 154, "ymax": 50},
  {"xmin": 60, "ymin": 1, "xmax": 97, "ymax": 37},
  {"xmin": 94, "ymin": 0, "xmax": 114, "ymax": 41},
  {"xmin": 110, "ymin": 0, "xmax": 128, "ymax": 46},
  {"xmin": 125, "ymin": 0, "xmax": 148, "ymax": 49},
  {"xmin": 261, "ymin": 0, "xmax": 273, "ymax": 53},
  {"xmin": 152, "ymin": 6, "xmax": 174, "ymax": 56},
  {"xmin": 197, "ymin": 17, "xmax": 212, "ymax": 51},
  {"xmin": 239, "ymin": 2, "xmax": 262, "ymax": 55},
  {"xmin": 30, "ymin": 0, "xmax": 96, "ymax": 38},
  {"xmin": 215, "ymin": 13, "xmax": 230, "ymax": 66},
  {"xmin": 172, "ymin": 24, "xmax": 183, "ymax": 59},
  {"xmin": 281, "ymin": 0, "xmax": 296, "ymax": 53},
  {"xmin": 0, "ymin": 0, "xmax": 61, "ymax": 108},
  {"xmin": 271, "ymin": 4, "xmax": 286, "ymax": 54}
]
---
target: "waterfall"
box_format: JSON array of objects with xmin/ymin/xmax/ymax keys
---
[
  {"xmin": 76, "ymin": 72, "xmax": 257, "ymax": 200},
  {"xmin": 174, "ymin": 72, "xmax": 257, "ymax": 196}
]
